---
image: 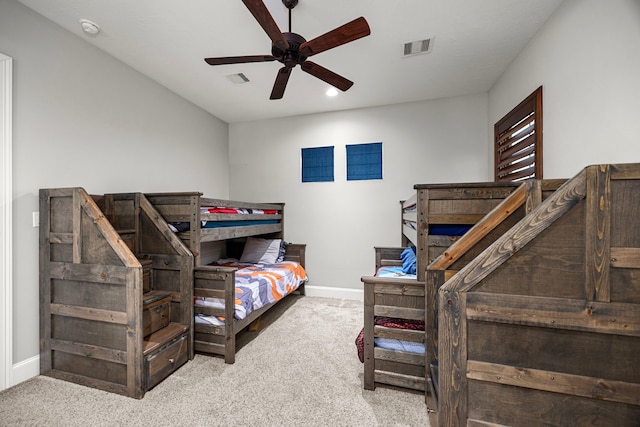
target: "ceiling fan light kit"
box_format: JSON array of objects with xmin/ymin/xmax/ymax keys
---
[
  {"xmin": 204, "ymin": 0, "xmax": 370, "ymax": 100},
  {"xmin": 325, "ymin": 87, "xmax": 338, "ymax": 97}
]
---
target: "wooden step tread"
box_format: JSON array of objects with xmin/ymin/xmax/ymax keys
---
[
  {"xmin": 143, "ymin": 290, "xmax": 172, "ymax": 307},
  {"xmin": 143, "ymin": 323, "xmax": 188, "ymax": 355}
]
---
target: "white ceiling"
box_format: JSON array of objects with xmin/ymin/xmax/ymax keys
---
[{"xmin": 17, "ymin": 0, "xmax": 564, "ymax": 123}]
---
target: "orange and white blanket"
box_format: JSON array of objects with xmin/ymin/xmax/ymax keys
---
[{"xmin": 195, "ymin": 260, "xmax": 307, "ymax": 326}]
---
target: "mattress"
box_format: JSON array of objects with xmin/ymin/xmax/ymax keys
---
[
  {"xmin": 355, "ymin": 316, "xmax": 425, "ymax": 362},
  {"xmin": 195, "ymin": 260, "xmax": 307, "ymax": 326},
  {"xmin": 376, "ymin": 266, "xmax": 417, "ymax": 279}
]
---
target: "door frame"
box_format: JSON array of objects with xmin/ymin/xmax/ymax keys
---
[{"xmin": 1, "ymin": 52, "xmax": 13, "ymax": 391}]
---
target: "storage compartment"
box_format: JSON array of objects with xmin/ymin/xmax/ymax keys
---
[
  {"xmin": 145, "ymin": 331, "xmax": 189, "ymax": 390},
  {"xmin": 143, "ymin": 291, "xmax": 171, "ymax": 337}
]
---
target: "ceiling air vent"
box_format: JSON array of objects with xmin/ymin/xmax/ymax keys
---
[
  {"xmin": 403, "ymin": 38, "xmax": 433, "ymax": 57},
  {"xmin": 226, "ymin": 73, "xmax": 250, "ymax": 84}
]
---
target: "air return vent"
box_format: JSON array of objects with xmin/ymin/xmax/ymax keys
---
[
  {"xmin": 403, "ymin": 38, "xmax": 433, "ymax": 56},
  {"xmin": 226, "ymin": 73, "xmax": 250, "ymax": 84}
]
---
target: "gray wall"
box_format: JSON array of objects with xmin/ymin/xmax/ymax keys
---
[
  {"xmin": 0, "ymin": 0, "xmax": 229, "ymax": 374},
  {"xmin": 489, "ymin": 0, "xmax": 640, "ymax": 178},
  {"xmin": 229, "ymin": 94, "xmax": 491, "ymax": 299}
]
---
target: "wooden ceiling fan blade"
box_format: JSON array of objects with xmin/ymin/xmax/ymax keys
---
[
  {"xmin": 204, "ymin": 55, "xmax": 276, "ymax": 66},
  {"xmin": 299, "ymin": 17, "xmax": 370, "ymax": 57},
  {"xmin": 270, "ymin": 67, "xmax": 292, "ymax": 100},
  {"xmin": 242, "ymin": 0, "xmax": 289, "ymax": 51},
  {"xmin": 301, "ymin": 61, "xmax": 353, "ymax": 92}
]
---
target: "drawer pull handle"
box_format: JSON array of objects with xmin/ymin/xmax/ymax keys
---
[{"xmin": 169, "ymin": 358, "xmax": 175, "ymax": 364}]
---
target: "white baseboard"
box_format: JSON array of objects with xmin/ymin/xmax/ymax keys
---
[
  {"xmin": 304, "ymin": 285, "xmax": 363, "ymax": 301},
  {"xmin": 11, "ymin": 354, "xmax": 39, "ymax": 387}
]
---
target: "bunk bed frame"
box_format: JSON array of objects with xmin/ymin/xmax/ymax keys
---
[
  {"xmin": 423, "ymin": 179, "xmax": 564, "ymax": 421},
  {"xmin": 362, "ymin": 247, "xmax": 426, "ymax": 391},
  {"xmin": 411, "ymin": 182, "xmax": 523, "ymax": 281},
  {"xmin": 435, "ymin": 164, "xmax": 640, "ymax": 426},
  {"xmin": 361, "ymin": 182, "xmax": 526, "ymax": 394},
  {"xmin": 39, "ymin": 188, "xmax": 193, "ymax": 399},
  {"xmin": 145, "ymin": 192, "xmax": 306, "ymax": 364}
]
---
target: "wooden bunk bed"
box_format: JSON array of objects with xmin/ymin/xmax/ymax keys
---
[
  {"xmin": 423, "ymin": 179, "xmax": 564, "ymax": 421},
  {"xmin": 360, "ymin": 246, "xmax": 426, "ymax": 392},
  {"xmin": 435, "ymin": 164, "xmax": 640, "ymax": 426},
  {"xmin": 411, "ymin": 182, "xmax": 524, "ymax": 281},
  {"xmin": 145, "ymin": 192, "xmax": 307, "ymax": 364},
  {"xmin": 39, "ymin": 188, "xmax": 193, "ymax": 399},
  {"xmin": 359, "ymin": 182, "xmax": 526, "ymax": 394}
]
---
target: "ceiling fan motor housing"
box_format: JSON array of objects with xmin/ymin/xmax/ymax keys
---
[
  {"xmin": 272, "ymin": 32, "xmax": 307, "ymax": 68},
  {"xmin": 205, "ymin": 0, "xmax": 370, "ymax": 99},
  {"xmin": 282, "ymin": 0, "xmax": 298, "ymax": 9}
]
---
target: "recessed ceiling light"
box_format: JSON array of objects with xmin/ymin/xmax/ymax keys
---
[
  {"xmin": 79, "ymin": 19, "xmax": 100, "ymax": 36},
  {"xmin": 326, "ymin": 87, "xmax": 338, "ymax": 97}
]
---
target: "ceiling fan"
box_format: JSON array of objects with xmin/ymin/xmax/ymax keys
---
[{"xmin": 204, "ymin": 0, "xmax": 371, "ymax": 100}]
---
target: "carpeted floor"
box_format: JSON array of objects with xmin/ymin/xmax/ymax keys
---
[{"xmin": 0, "ymin": 296, "xmax": 430, "ymax": 426}]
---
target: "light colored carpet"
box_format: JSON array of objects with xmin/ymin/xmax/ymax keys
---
[{"xmin": 0, "ymin": 296, "xmax": 430, "ymax": 426}]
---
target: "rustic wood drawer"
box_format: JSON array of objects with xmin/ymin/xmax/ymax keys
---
[
  {"xmin": 145, "ymin": 332, "xmax": 189, "ymax": 390},
  {"xmin": 143, "ymin": 292, "xmax": 171, "ymax": 337}
]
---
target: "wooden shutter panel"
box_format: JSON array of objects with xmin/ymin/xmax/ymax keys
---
[{"xmin": 495, "ymin": 86, "xmax": 543, "ymax": 181}]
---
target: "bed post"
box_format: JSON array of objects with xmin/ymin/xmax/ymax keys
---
[
  {"xmin": 425, "ymin": 269, "xmax": 443, "ymax": 379},
  {"xmin": 524, "ymin": 179, "xmax": 542, "ymax": 214},
  {"xmin": 224, "ymin": 271, "xmax": 236, "ymax": 364},
  {"xmin": 416, "ymin": 188, "xmax": 429, "ymax": 282},
  {"xmin": 363, "ymin": 280, "xmax": 375, "ymax": 390},
  {"xmin": 585, "ymin": 164, "xmax": 611, "ymax": 302},
  {"xmin": 438, "ymin": 286, "xmax": 467, "ymax": 427}
]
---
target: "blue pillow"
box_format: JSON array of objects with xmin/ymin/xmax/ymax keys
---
[{"xmin": 400, "ymin": 246, "xmax": 417, "ymax": 275}]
